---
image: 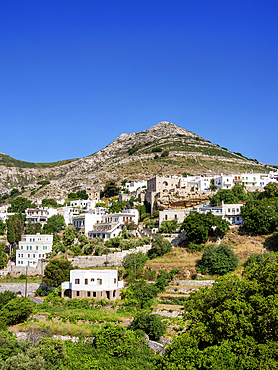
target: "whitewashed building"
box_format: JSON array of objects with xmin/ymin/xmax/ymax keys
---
[
  {"xmin": 88, "ymin": 209, "xmax": 139, "ymax": 240},
  {"xmin": 159, "ymin": 208, "xmax": 191, "ymax": 226},
  {"xmin": 193, "ymin": 202, "xmax": 244, "ymax": 225},
  {"xmin": 72, "ymin": 208, "xmax": 106, "ymax": 235},
  {"xmin": 25, "ymin": 207, "xmax": 58, "ymax": 225},
  {"xmin": 61, "ymin": 269, "xmax": 124, "ymax": 300},
  {"xmin": 16, "ymin": 234, "xmax": 53, "ymax": 267}
]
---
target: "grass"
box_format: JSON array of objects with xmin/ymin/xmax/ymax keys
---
[
  {"xmin": 145, "ymin": 228, "xmax": 268, "ymax": 279},
  {"xmin": 0, "ymin": 277, "xmax": 42, "ymax": 283}
]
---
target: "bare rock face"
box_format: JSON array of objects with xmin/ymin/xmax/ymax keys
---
[
  {"xmin": 155, "ymin": 191, "xmax": 211, "ymax": 210},
  {"xmin": 0, "ymin": 121, "xmax": 268, "ymax": 199}
]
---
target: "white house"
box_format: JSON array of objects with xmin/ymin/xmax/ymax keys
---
[
  {"xmin": 124, "ymin": 180, "xmax": 147, "ymax": 192},
  {"xmin": 25, "ymin": 207, "xmax": 58, "ymax": 225},
  {"xmin": 72, "ymin": 208, "xmax": 106, "ymax": 235},
  {"xmin": 61, "ymin": 269, "xmax": 124, "ymax": 300},
  {"xmin": 193, "ymin": 202, "xmax": 244, "ymax": 225},
  {"xmin": 159, "ymin": 208, "xmax": 191, "ymax": 226},
  {"xmin": 16, "ymin": 234, "xmax": 53, "ymax": 267},
  {"xmin": 88, "ymin": 209, "xmax": 139, "ymax": 240}
]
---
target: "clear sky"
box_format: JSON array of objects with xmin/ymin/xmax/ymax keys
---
[{"xmin": 0, "ymin": 0, "xmax": 277, "ymax": 164}]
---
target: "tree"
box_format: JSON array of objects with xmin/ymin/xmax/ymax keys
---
[
  {"xmin": 241, "ymin": 198, "xmax": 278, "ymax": 234},
  {"xmin": 0, "ymin": 242, "xmax": 8, "ymax": 269},
  {"xmin": 8, "ymin": 197, "xmax": 35, "ymax": 213},
  {"xmin": 6, "ymin": 223, "xmax": 15, "ymax": 247},
  {"xmin": 122, "ymin": 279, "xmax": 158, "ymax": 309},
  {"xmin": 158, "ymin": 219, "xmax": 178, "ymax": 233},
  {"xmin": 41, "ymin": 198, "xmax": 58, "ymax": 207},
  {"xmin": 25, "ymin": 221, "xmax": 42, "ymax": 235},
  {"xmin": 210, "ymin": 184, "xmax": 250, "ymax": 205},
  {"xmin": 129, "ymin": 311, "xmax": 166, "ymax": 341},
  {"xmin": 42, "ymin": 215, "xmax": 66, "ymax": 234},
  {"xmin": 197, "ymin": 243, "xmax": 239, "ymax": 276},
  {"xmin": 62, "ymin": 226, "xmax": 76, "ymax": 248},
  {"xmin": 96, "ymin": 323, "xmax": 146, "ymax": 358},
  {"xmin": 43, "ymin": 259, "xmax": 74, "ymax": 287},
  {"xmin": 181, "ymin": 212, "xmax": 230, "ymax": 244},
  {"xmin": 147, "ymin": 235, "xmax": 172, "ymax": 259},
  {"xmin": 102, "ymin": 180, "xmax": 120, "ymax": 198},
  {"xmin": 123, "ymin": 252, "xmax": 149, "ymax": 276},
  {"xmin": 0, "ymin": 296, "xmax": 34, "ymax": 325},
  {"xmin": 109, "ymin": 200, "xmax": 126, "ymax": 213},
  {"xmin": 0, "ymin": 219, "xmax": 6, "ymax": 235},
  {"xmin": 161, "ymin": 150, "xmax": 169, "ymax": 157},
  {"xmin": 155, "ymin": 255, "xmax": 278, "ymax": 369}
]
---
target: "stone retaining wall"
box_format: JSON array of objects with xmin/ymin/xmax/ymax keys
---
[
  {"xmin": 0, "ymin": 282, "xmax": 41, "ymax": 296},
  {"xmin": 173, "ymin": 279, "xmax": 214, "ymax": 286},
  {"xmin": 68, "ymin": 244, "xmax": 152, "ymax": 268}
]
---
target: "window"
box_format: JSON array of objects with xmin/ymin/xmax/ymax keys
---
[
  {"xmin": 21, "ymin": 261, "xmax": 23, "ymax": 264},
  {"xmin": 39, "ymin": 254, "xmax": 41, "ymax": 258},
  {"xmin": 21, "ymin": 254, "xmax": 23, "ymax": 257},
  {"xmin": 42, "ymin": 254, "xmax": 44, "ymax": 258},
  {"xmin": 21, "ymin": 246, "xmax": 23, "ymax": 250},
  {"xmin": 114, "ymin": 278, "xmax": 116, "ymax": 284},
  {"xmin": 97, "ymin": 279, "xmax": 102, "ymax": 285},
  {"xmin": 75, "ymin": 279, "xmax": 80, "ymax": 284},
  {"xmin": 30, "ymin": 246, "xmax": 32, "ymax": 250},
  {"xmin": 93, "ymin": 292, "xmax": 96, "ymax": 297},
  {"xmin": 76, "ymin": 291, "xmax": 80, "ymax": 297},
  {"xmin": 33, "ymin": 254, "xmax": 35, "ymax": 258},
  {"xmin": 28, "ymin": 254, "xmax": 30, "ymax": 258},
  {"xmin": 27, "ymin": 246, "xmax": 29, "ymax": 250},
  {"xmin": 228, "ymin": 209, "xmax": 230, "ymax": 213},
  {"xmin": 87, "ymin": 291, "xmax": 91, "ymax": 297},
  {"xmin": 85, "ymin": 279, "xmax": 88, "ymax": 285},
  {"xmin": 91, "ymin": 278, "xmax": 95, "ymax": 282},
  {"xmin": 33, "ymin": 238, "xmax": 35, "ymax": 242},
  {"xmin": 18, "ymin": 261, "xmax": 20, "ymax": 265},
  {"xmin": 36, "ymin": 246, "xmax": 38, "ymax": 250},
  {"xmin": 30, "ymin": 239, "xmax": 32, "ymax": 242}
]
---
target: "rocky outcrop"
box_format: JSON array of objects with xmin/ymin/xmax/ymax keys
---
[{"xmin": 0, "ymin": 121, "xmax": 269, "ymax": 198}]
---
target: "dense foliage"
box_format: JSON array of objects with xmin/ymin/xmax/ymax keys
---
[
  {"xmin": 181, "ymin": 211, "xmax": 230, "ymax": 244},
  {"xmin": 210, "ymin": 184, "xmax": 250, "ymax": 205},
  {"xmin": 155, "ymin": 254, "xmax": 278, "ymax": 369},
  {"xmin": 7, "ymin": 197, "xmax": 35, "ymax": 213},
  {"xmin": 147, "ymin": 235, "xmax": 172, "ymax": 259},
  {"xmin": 102, "ymin": 180, "xmax": 120, "ymax": 198},
  {"xmin": 158, "ymin": 219, "xmax": 178, "ymax": 233},
  {"xmin": 43, "ymin": 259, "xmax": 74, "ymax": 287},
  {"xmin": 42, "ymin": 215, "xmax": 66, "ymax": 235},
  {"xmin": 197, "ymin": 243, "xmax": 239, "ymax": 276},
  {"xmin": 241, "ymin": 198, "xmax": 278, "ymax": 234},
  {"xmin": 129, "ymin": 311, "xmax": 166, "ymax": 340}
]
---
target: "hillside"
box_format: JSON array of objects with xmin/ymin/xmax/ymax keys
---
[{"xmin": 0, "ymin": 121, "xmax": 273, "ymax": 199}]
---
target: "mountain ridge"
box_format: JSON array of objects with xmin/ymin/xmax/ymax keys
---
[{"xmin": 0, "ymin": 121, "xmax": 273, "ymax": 199}]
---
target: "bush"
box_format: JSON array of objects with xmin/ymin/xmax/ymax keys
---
[
  {"xmin": 129, "ymin": 311, "xmax": 166, "ymax": 341},
  {"xmin": 161, "ymin": 150, "xmax": 169, "ymax": 157},
  {"xmin": 151, "ymin": 147, "xmax": 163, "ymax": 153},
  {"xmin": 123, "ymin": 252, "xmax": 149, "ymax": 276},
  {"xmin": 198, "ymin": 244, "xmax": 239, "ymax": 276},
  {"xmin": 147, "ymin": 235, "xmax": 172, "ymax": 259},
  {"xmin": 1, "ymin": 297, "xmax": 34, "ymax": 325},
  {"xmin": 186, "ymin": 242, "xmax": 205, "ymax": 253}
]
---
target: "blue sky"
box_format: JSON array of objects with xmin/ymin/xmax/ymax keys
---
[{"xmin": 0, "ymin": 0, "xmax": 277, "ymax": 164}]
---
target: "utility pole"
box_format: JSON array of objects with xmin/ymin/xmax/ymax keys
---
[{"xmin": 25, "ymin": 265, "xmax": 28, "ymax": 298}]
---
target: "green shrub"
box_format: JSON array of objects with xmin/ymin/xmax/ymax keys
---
[
  {"xmin": 197, "ymin": 243, "xmax": 239, "ymax": 276},
  {"xmin": 129, "ymin": 311, "xmax": 166, "ymax": 341}
]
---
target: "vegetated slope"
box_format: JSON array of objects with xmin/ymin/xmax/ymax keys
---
[
  {"xmin": 0, "ymin": 153, "xmax": 78, "ymax": 169},
  {"xmin": 0, "ymin": 121, "xmax": 272, "ymax": 199}
]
